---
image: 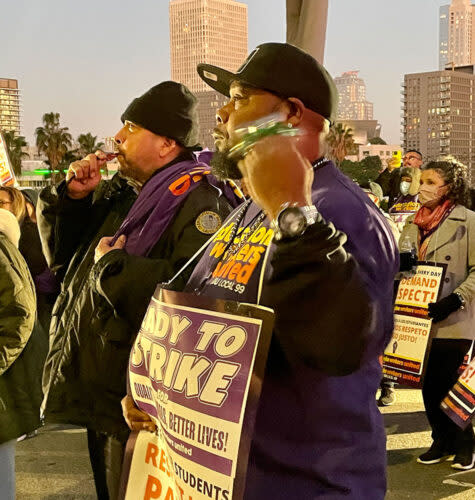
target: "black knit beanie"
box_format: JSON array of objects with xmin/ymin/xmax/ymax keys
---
[{"xmin": 121, "ymin": 81, "xmax": 200, "ymax": 148}]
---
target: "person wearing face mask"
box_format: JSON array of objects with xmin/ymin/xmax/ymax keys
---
[
  {"xmin": 389, "ymin": 166, "xmax": 421, "ymax": 233},
  {"xmin": 377, "ymin": 150, "xmax": 423, "ymax": 208},
  {"xmin": 377, "ymin": 168, "xmax": 420, "ymax": 407},
  {"xmin": 399, "ymin": 158, "xmax": 475, "ymax": 470}
]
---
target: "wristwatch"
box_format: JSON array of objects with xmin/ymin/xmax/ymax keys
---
[
  {"xmin": 272, "ymin": 203, "xmax": 318, "ymax": 241},
  {"xmin": 454, "ymin": 291, "xmax": 466, "ymax": 310}
]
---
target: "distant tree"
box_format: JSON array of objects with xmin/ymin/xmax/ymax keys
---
[
  {"xmin": 368, "ymin": 137, "xmax": 387, "ymax": 145},
  {"xmin": 360, "ymin": 155, "xmax": 383, "ymax": 178},
  {"xmin": 76, "ymin": 132, "xmax": 111, "ymax": 177},
  {"xmin": 57, "ymin": 148, "xmax": 80, "ymax": 172},
  {"xmin": 2, "ymin": 130, "xmax": 28, "ymax": 177},
  {"xmin": 348, "ymin": 141, "xmax": 359, "ymax": 156},
  {"xmin": 77, "ymin": 133, "xmax": 104, "ymax": 157},
  {"xmin": 338, "ymin": 159, "xmax": 359, "ymax": 182},
  {"xmin": 35, "ymin": 112, "xmax": 73, "ymax": 183},
  {"xmin": 338, "ymin": 155, "xmax": 382, "ymax": 185},
  {"xmin": 326, "ymin": 123, "xmax": 356, "ymax": 164}
]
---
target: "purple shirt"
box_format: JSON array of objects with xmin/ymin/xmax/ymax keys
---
[{"xmin": 186, "ymin": 160, "xmax": 399, "ymax": 499}]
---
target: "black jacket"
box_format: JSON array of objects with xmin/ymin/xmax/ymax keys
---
[
  {"xmin": 376, "ymin": 168, "xmax": 401, "ymax": 208},
  {"xmin": 38, "ymin": 170, "xmax": 235, "ymax": 437},
  {"xmin": 0, "ymin": 233, "xmax": 46, "ymax": 443}
]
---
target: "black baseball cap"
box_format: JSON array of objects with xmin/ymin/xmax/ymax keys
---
[
  {"xmin": 197, "ymin": 42, "xmax": 338, "ymax": 122},
  {"xmin": 121, "ymin": 81, "xmax": 200, "ymax": 148}
]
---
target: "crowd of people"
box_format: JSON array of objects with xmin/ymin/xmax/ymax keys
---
[{"xmin": 1, "ymin": 42, "xmax": 475, "ymax": 500}]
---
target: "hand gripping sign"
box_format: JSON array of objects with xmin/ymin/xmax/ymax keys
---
[
  {"xmin": 382, "ymin": 263, "xmax": 446, "ymax": 388},
  {"xmin": 119, "ymin": 288, "xmax": 274, "ymax": 500}
]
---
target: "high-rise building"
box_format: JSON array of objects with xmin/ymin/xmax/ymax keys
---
[
  {"xmin": 439, "ymin": 0, "xmax": 475, "ymax": 70},
  {"xmin": 402, "ymin": 67, "xmax": 475, "ymax": 185},
  {"xmin": 334, "ymin": 71, "xmax": 374, "ymax": 121},
  {"xmin": 439, "ymin": 5, "xmax": 450, "ymax": 69},
  {"xmin": 0, "ymin": 78, "xmax": 21, "ymax": 135},
  {"xmin": 169, "ymin": 0, "xmax": 248, "ymax": 149}
]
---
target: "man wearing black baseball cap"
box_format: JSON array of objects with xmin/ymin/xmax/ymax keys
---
[
  {"xmin": 122, "ymin": 44, "xmax": 399, "ymax": 498},
  {"xmin": 37, "ymin": 81, "xmax": 241, "ymax": 500},
  {"xmin": 195, "ymin": 43, "xmax": 398, "ymax": 498}
]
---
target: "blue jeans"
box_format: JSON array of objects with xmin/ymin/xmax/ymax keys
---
[{"xmin": 0, "ymin": 440, "xmax": 16, "ymax": 500}]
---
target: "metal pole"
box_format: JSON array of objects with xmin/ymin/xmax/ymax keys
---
[{"xmin": 286, "ymin": 0, "xmax": 329, "ymax": 63}]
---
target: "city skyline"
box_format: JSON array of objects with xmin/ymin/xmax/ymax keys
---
[
  {"xmin": 334, "ymin": 71, "xmax": 374, "ymax": 121},
  {"xmin": 170, "ymin": 0, "xmax": 248, "ymax": 92},
  {"xmin": 0, "ymin": 79, "xmax": 21, "ymax": 135},
  {"xmin": 404, "ymin": 67, "xmax": 475, "ymax": 178},
  {"xmin": 2, "ymin": 0, "xmax": 452, "ymax": 148},
  {"xmin": 169, "ymin": 0, "xmax": 248, "ymax": 148},
  {"xmin": 439, "ymin": 0, "xmax": 475, "ymax": 70}
]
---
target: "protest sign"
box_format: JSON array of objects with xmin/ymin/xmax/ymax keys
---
[
  {"xmin": 441, "ymin": 355, "xmax": 475, "ymax": 429},
  {"xmin": 389, "ymin": 200, "xmax": 421, "ymax": 232},
  {"xmin": 0, "ymin": 131, "xmax": 16, "ymax": 186},
  {"xmin": 383, "ymin": 263, "xmax": 446, "ymax": 387},
  {"xmin": 119, "ymin": 288, "xmax": 274, "ymax": 500},
  {"xmin": 459, "ymin": 341, "xmax": 474, "ymax": 375}
]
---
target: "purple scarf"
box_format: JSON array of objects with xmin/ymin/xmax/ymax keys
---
[
  {"xmin": 111, "ymin": 152, "xmax": 242, "ymax": 257},
  {"xmin": 34, "ymin": 267, "xmax": 59, "ymax": 295}
]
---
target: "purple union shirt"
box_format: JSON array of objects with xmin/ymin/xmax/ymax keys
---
[{"xmin": 186, "ymin": 160, "xmax": 399, "ymax": 499}]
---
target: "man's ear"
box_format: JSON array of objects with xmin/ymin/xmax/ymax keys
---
[
  {"xmin": 159, "ymin": 137, "xmax": 178, "ymax": 158},
  {"xmin": 286, "ymin": 97, "xmax": 305, "ymax": 127}
]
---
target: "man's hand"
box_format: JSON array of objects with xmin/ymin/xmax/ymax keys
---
[
  {"xmin": 66, "ymin": 151, "xmax": 108, "ymax": 199},
  {"xmin": 121, "ymin": 395, "xmax": 157, "ymax": 432},
  {"xmin": 94, "ymin": 235, "xmax": 126, "ymax": 263},
  {"xmin": 237, "ymin": 135, "xmax": 313, "ymax": 220}
]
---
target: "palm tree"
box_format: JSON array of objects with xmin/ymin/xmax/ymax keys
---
[
  {"xmin": 57, "ymin": 148, "xmax": 80, "ymax": 173},
  {"xmin": 2, "ymin": 130, "xmax": 28, "ymax": 177},
  {"xmin": 35, "ymin": 112, "xmax": 73, "ymax": 183},
  {"xmin": 77, "ymin": 133, "xmax": 104, "ymax": 158},
  {"xmin": 325, "ymin": 123, "xmax": 356, "ymax": 165},
  {"xmin": 76, "ymin": 132, "xmax": 109, "ymax": 176}
]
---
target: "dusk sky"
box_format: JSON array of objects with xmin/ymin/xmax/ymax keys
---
[{"xmin": 2, "ymin": 0, "xmax": 448, "ymax": 146}]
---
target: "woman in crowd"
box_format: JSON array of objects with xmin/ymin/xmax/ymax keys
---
[
  {"xmin": 0, "ymin": 186, "xmax": 25, "ymax": 222},
  {"xmin": 0, "ymin": 194, "xmax": 46, "ymax": 498},
  {"xmin": 19, "ymin": 188, "xmax": 59, "ymax": 333},
  {"xmin": 400, "ymin": 158, "xmax": 475, "ymax": 470},
  {"xmin": 0, "ymin": 186, "xmax": 58, "ymax": 335}
]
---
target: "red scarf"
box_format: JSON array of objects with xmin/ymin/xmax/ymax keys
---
[
  {"xmin": 413, "ymin": 199, "xmax": 454, "ymax": 260},
  {"xmin": 413, "ymin": 199, "xmax": 454, "ymax": 233}
]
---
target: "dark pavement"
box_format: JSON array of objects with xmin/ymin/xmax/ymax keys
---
[{"xmin": 15, "ymin": 389, "xmax": 475, "ymax": 499}]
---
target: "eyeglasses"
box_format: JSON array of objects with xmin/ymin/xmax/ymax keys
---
[
  {"xmin": 0, "ymin": 200, "xmax": 11, "ymax": 206},
  {"xmin": 124, "ymin": 120, "xmax": 140, "ymax": 133}
]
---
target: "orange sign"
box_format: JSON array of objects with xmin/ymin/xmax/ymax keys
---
[
  {"xmin": 0, "ymin": 131, "xmax": 15, "ymax": 186},
  {"xmin": 0, "ymin": 132, "xmax": 16, "ymax": 186}
]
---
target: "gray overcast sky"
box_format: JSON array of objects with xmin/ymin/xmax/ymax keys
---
[{"xmin": 2, "ymin": 0, "xmax": 447, "ymax": 146}]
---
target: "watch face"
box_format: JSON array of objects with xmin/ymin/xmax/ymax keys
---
[{"xmin": 279, "ymin": 207, "xmax": 307, "ymax": 237}]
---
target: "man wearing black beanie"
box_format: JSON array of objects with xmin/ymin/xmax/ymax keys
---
[{"xmin": 37, "ymin": 81, "xmax": 242, "ymax": 500}]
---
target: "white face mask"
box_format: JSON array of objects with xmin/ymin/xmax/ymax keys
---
[{"xmin": 400, "ymin": 181, "xmax": 411, "ymax": 196}]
